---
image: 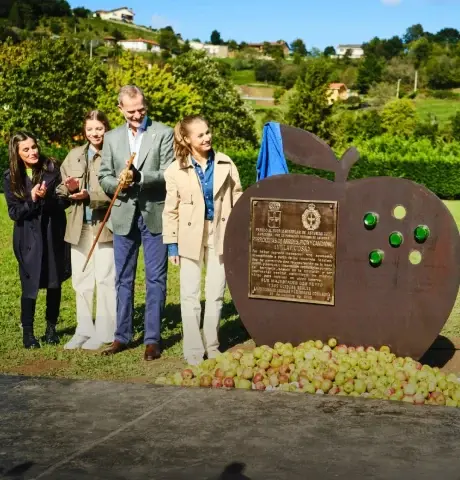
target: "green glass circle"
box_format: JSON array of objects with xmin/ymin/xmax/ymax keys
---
[
  {"xmin": 414, "ymin": 225, "xmax": 430, "ymax": 243},
  {"xmin": 363, "ymin": 212, "xmax": 379, "ymax": 230},
  {"xmin": 389, "ymin": 231, "xmax": 403, "ymax": 248},
  {"xmin": 369, "ymin": 249, "xmax": 384, "ymax": 267}
]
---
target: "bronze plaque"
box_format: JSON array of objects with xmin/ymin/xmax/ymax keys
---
[{"xmin": 248, "ymin": 198, "xmax": 338, "ymax": 305}]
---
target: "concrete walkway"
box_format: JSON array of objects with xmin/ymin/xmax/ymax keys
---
[{"xmin": 1, "ymin": 375, "xmax": 459, "ymax": 479}]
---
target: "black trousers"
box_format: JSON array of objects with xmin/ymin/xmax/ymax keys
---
[{"xmin": 20, "ymin": 287, "xmax": 61, "ymax": 328}]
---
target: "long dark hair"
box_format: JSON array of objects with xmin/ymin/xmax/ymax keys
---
[
  {"xmin": 8, "ymin": 131, "xmax": 53, "ymax": 199},
  {"xmin": 173, "ymin": 115, "xmax": 209, "ymax": 168}
]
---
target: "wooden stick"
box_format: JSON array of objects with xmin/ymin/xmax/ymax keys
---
[{"xmin": 82, "ymin": 152, "xmax": 136, "ymax": 272}]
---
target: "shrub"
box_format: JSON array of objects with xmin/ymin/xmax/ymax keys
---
[
  {"xmin": 226, "ymin": 136, "xmax": 460, "ymax": 199},
  {"xmin": 254, "ymin": 60, "xmax": 282, "ymax": 84},
  {"xmin": 430, "ymin": 90, "xmax": 460, "ymax": 100},
  {"xmin": 381, "ymin": 99, "xmax": 417, "ymax": 137}
]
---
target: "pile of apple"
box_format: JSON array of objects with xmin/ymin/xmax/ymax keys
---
[{"xmin": 154, "ymin": 339, "xmax": 460, "ymax": 407}]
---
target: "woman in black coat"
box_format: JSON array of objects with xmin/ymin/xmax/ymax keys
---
[{"xmin": 3, "ymin": 131, "xmax": 71, "ymax": 349}]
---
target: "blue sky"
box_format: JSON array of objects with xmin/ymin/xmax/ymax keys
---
[{"xmin": 69, "ymin": 0, "xmax": 460, "ymax": 50}]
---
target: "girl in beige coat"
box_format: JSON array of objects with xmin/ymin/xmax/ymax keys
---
[
  {"xmin": 162, "ymin": 115, "xmax": 243, "ymax": 365},
  {"xmin": 57, "ymin": 110, "xmax": 116, "ymax": 350}
]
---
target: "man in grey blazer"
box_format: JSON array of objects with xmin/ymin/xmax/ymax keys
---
[{"xmin": 98, "ymin": 85, "xmax": 174, "ymax": 361}]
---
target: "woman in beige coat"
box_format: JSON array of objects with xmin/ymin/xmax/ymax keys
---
[
  {"xmin": 57, "ymin": 110, "xmax": 116, "ymax": 350},
  {"xmin": 163, "ymin": 115, "xmax": 243, "ymax": 365}
]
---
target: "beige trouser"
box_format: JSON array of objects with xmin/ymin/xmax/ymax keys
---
[
  {"xmin": 180, "ymin": 221, "xmax": 226, "ymax": 361},
  {"xmin": 71, "ymin": 224, "xmax": 116, "ymax": 343}
]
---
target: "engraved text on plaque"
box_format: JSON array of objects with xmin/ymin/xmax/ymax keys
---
[{"xmin": 249, "ymin": 198, "xmax": 338, "ymax": 305}]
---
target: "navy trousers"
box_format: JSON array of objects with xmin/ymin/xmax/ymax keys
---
[{"xmin": 113, "ymin": 213, "xmax": 167, "ymax": 345}]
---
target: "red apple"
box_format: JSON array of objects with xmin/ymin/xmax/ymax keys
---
[
  {"xmin": 254, "ymin": 381, "xmax": 266, "ymax": 391},
  {"xmin": 181, "ymin": 369, "xmax": 194, "ymax": 380},
  {"xmin": 211, "ymin": 377, "xmax": 223, "ymax": 388},
  {"xmin": 223, "ymin": 377, "xmax": 235, "ymax": 388},
  {"xmin": 253, "ymin": 373, "xmax": 264, "ymax": 384}
]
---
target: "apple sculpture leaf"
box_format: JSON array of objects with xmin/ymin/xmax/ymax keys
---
[{"xmin": 223, "ymin": 124, "xmax": 460, "ymax": 359}]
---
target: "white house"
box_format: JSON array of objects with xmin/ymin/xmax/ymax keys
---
[
  {"xmin": 189, "ymin": 41, "xmax": 229, "ymax": 58},
  {"xmin": 95, "ymin": 7, "xmax": 135, "ymax": 23},
  {"xmin": 336, "ymin": 44, "xmax": 364, "ymax": 59},
  {"xmin": 118, "ymin": 38, "xmax": 161, "ymax": 53}
]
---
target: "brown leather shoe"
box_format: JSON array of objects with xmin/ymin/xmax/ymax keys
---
[
  {"xmin": 101, "ymin": 340, "xmax": 127, "ymax": 356},
  {"xmin": 144, "ymin": 344, "xmax": 161, "ymax": 361}
]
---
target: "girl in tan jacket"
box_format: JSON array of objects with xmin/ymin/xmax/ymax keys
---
[
  {"xmin": 57, "ymin": 110, "xmax": 116, "ymax": 350},
  {"xmin": 162, "ymin": 115, "xmax": 243, "ymax": 365}
]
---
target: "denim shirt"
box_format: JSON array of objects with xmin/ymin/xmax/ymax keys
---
[
  {"xmin": 83, "ymin": 146, "xmax": 96, "ymax": 224},
  {"xmin": 167, "ymin": 152, "xmax": 215, "ymax": 257}
]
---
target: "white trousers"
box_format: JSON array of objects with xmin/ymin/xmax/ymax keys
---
[
  {"xmin": 70, "ymin": 225, "xmax": 116, "ymax": 343},
  {"xmin": 180, "ymin": 221, "xmax": 226, "ymax": 361}
]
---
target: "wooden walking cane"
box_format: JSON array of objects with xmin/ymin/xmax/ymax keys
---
[{"xmin": 82, "ymin": 152, "xmax": 137, "ymax": 272}]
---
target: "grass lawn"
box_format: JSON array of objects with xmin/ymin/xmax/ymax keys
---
[
  {"xmin": 0, "ymin": 196, "xmax": 248, "ymax": 382},
  {"xmin": 414, "ymin": 98, "xmax": 460, "ymax": 125},
  {"xmin": 0, "ymin": 196, "xmax": 459, "ymax": 382},
  {"xmin": 231, "ymin": 70, "xmax": 256, "ymax": 85}
]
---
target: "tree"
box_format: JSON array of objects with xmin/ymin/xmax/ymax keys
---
[
  {"xmin": 286, "ymin": 59, "xmax": 334, "ymax": 140},
  {"xmin": 172, "ymin": 50, "xmax": 257, "ymax": 149},
  {"xmin": 262, "ymin": 42, "xmax": 284, "ymax": 60},
  {"xmin": 8, "ymin": 1, "xmax": 36, "ymax": 29},
  {"xmin": 404, "ymin": 24, "xmax": 424, "ymax": 44},
  {"xmin": 111, "ymin": 28, "xmax": 125, "ymax": 42},
  {"xmin": 72, "ymin": 6, "xmax": 91, "ymax": 18},
  {"xmin": 98, "ymin": 52, "xmax": 201, "ymax": 129},
  {"xmin": 227, "ymin": 39, "xmax": 238, "ymax": 51},
  {"xmin": 180, "ymin": 40, "xmax": 191, "ymax": 54},
  {"xmin": 291, "ymin": 38, "xmax": 307, "ymax": 57},
  {"xmin": 450, "ymin": 111, "xmax": 460, "ymax": 141},
  {"xmin": 356, "ymin": 55, "xmax": 384, "ymax": 94},
  {"xmin": 323, "ymin": 46, "xmax": 336, "ymax": 57},
  {"xmin": 0, "ymin": 38, "xmax": 106, "ymax": 143},
  {"xmin": 210, "ymin": 30, "xmax": 223, "ymax": 45},
  {"xmin": 409, "ymin": 37, "xmax": 432, "ymax": 69},
  {"xmin": 158, "ymin": 27, "xmax": 180, "ymax": 54},
  {"xmin": 255, "ymin": 60, "xmax": 282, "ymax": 83},
  {"xmin": 0, "ymin": 24, "xmax": 20, "ymax": 43},
  {"xmin": 363, "ymin": 36, "xmax": 403, "ymax": 60},
  {"xmin": 381, "ymin": 99, "xmax": 416, "ymax": 137},
  {"xmin": 425, "ymin": 55, "xmax": 460, "ymax": 89},
  {"xmin": 435, "ymin": 28, "xmax": 460, "ymax": 45}
]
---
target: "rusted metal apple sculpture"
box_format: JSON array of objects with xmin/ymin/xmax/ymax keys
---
[{"xmin": 223, "ymin": 124, "xmax": 460, "ymax": 359}]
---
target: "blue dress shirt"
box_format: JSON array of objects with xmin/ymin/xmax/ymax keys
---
[{"xmin": 167, "ymin": 152, "xmax": 215, "ymax": 257}]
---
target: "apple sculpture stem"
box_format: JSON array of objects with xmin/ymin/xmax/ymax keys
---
[{"xmin": 279, "ymin": 124, "xmax": 360, "ymax": 183}]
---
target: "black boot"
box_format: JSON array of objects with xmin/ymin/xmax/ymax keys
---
[
  {"xmin": 23, "ymin": 327, "xmax": 40, "ymax": 349},
  {"xmin": 44, "ymin": 288, "xmax": 61, "ymax": 345},
  {"xmin": 21, "ymin": 297, "xmax": 40, "ymax": 349},
  {"xmin": 44, "ymin": 323, "xmax": 59, "ymax": 345}
]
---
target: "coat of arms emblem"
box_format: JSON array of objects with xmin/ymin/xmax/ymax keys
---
[
  {"xmin": 267, "ymin": 202, "xmax": 281, "ymax": 229},
  {"xmin": 302, "ymin": 203, "xmax": 321, "ymax": 231}
]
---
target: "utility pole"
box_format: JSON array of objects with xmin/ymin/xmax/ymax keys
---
[
  {"xmin": 90, "ymin": 39, "xmax": 93, "ymax": 60},
  {"xmin": 396, "ymin": 78, "xmax": 401, "ymax": 99},
  {"xmin": 414, "ymin": 70, "xmax": 418, "ymax": 92}
]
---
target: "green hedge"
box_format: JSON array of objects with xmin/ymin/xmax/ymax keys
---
[
  {"xmin": 228, "ymin": 136, "xmax": 460, "ymax": 199},
  {"xmin": 2, "ymin": 136, "xmax": 460, "ymax": 199}
]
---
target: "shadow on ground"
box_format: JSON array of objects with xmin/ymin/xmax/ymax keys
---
[
  {"xmin": 130, "ymin": 300, "xmax": 249, "ymax": 353},
  {"xmin": 420, "ymin": 335, "xmax": 457, "ymax": 367}
]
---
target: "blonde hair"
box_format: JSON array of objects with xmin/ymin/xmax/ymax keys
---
[{"xmin": 174, "ymin": 115, "xmax": 208, "ymax": 168}]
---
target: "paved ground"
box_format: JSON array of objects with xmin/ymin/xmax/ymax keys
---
[{"xmin": 1, "ymin": 375, "xmax": 460, "ymax": 480}]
